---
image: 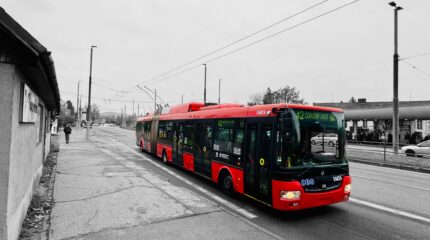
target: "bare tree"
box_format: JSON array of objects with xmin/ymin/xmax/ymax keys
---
[
  {"xmin": 91, "ymin": 104, "xmax": 100, "ymax": 122},
  {"xmin": 249, "ymin": 85, "xmax": 305, "ymax": 105},
  {"xmin": 248, "ymin": 92, "xmax": 264, "ymax": 105},
  {"xmin": 272, "ymin": 85, "xmax": 305, "ymax": 104}
]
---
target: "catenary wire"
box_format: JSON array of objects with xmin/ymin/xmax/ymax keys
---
[
  {"xmin": 144, "ymin": 0, "xmax": 361, "ymax": 86},
  {"xmin": 112, "ymin": 0, "xmax": 330, "ymax": 95},
  {"xmin": 401, "ymin": 59, "xmax": 430, "ymax": 79}
]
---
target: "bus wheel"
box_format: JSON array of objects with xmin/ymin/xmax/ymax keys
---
[
  {"xmin": 220, "ymin": 172, "xmax": 233, "ymax": 194},
  {"xmin": 162, "ymin": 151, "xmax": 168, "ymax": 164}
]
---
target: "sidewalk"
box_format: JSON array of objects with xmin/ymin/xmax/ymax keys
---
[{"xmin": 48, "ymin": 130, "xmax": 277, "ymax": 240}]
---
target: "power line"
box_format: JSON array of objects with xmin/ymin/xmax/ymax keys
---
[
  {"xmin": 60, "ymin": 90, "xmax": 153, "ymax": 103},
  {"xmin": 113, "ymin": 0, "xmax": 329, "ymax": 94},
  {"xmin": 401, "ymin": 59, "xmax": 430, "ymax": 79},
  {"xmin": 400, "ymin": 52, "xmax": 430, "ymax": 60},
  {"xmin": 144, "ymin": 0, "xmax": 361, "ymax": 86},
  {"xmin": 92, "ymin": 82, "xmax": 128, "ymax": 93}
]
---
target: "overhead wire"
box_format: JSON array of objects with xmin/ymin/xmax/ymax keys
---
[
  {"xmin": 401, "ymin": 59, "xmax": 430, "ymax": 79},
  {"xmin": 400, "ymin": 53, "xmax": 430, "ymax": 60},
  {"xmin": 92, "ymin": 82, "xmax": 128, "ymax": 93},
  {"xmin": 60, "ymin": 90, "xmax": 153, "ymax": 103},
  {"xmin": 113, "ymin": 0, "xmax": 330, "ymax": 95},
  {"xmin": 144, "ymin": 0, "xmax": 361, "ymax": 86}
]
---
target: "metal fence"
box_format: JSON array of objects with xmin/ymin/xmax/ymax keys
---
[{"xmin": 346, "ymin": 140, "xmax": 430, "ymax": 161}]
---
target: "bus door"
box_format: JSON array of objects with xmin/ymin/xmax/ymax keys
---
[
  {"xmin": 244, "ymin": 121, "xmax": 272, "ymax": 204},
  {"xmin": 195, "ymin": 122, "xmax": 213, "ymax": 177},
  {"xmin": 172, "ymin": 122, "xmax": 183, "ymax": 166}
]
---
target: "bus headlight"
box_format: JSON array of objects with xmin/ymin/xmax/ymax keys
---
[
  {"xmin": 344, "ymin": 184, "xmax": 351, "ymax": 193},
  {"xmin": 280, "ymin": 191, "xmax": 301, "ymax": 200}
]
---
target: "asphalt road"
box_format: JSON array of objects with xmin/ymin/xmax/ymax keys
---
[{"xmin": 91, "ymin": 126, "xmax": 430, "ymax": 240}]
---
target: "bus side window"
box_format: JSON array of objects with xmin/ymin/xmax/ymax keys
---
[
  {"xmin": 214, "ymin": 127, "xmax": 233, "ymax": 153},
  {"xmin": 158, "ymin": 121, "xmax": 166, "ymax": 139},
  {"xmin": 233, "ymin": 129, "xmax": 244, "ymax": 156},
  {"xmin": 183, "ymin": 122, "xmax": 194, "ymax": 149}
]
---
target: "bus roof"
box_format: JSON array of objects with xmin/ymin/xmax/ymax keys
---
[{"xmin": 136, "ymin": 102, "xmax": 343, "ymax": 122}]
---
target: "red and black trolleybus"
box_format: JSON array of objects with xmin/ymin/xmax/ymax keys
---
[{"xmin": 136, "ymin": 102, "xmax": 351, "ymax": 211}]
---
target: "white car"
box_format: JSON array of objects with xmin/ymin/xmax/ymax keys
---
[
  {"xmin": 311, "ymin": 133, "xmax": 338, "ymax": 147},
  {"xmin": 401, "ymin": 140, "xmax": 430, "ymax": 157}
]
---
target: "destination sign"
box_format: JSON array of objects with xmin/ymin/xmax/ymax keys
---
[{"xmin": 295, "ymin": 110, "xmax": 337, "ymax": 123}]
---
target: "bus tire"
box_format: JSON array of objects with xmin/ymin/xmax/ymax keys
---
[
  {"xmin": 162, "ymin": 150, "xmax": 168, "ymax": 164},
  {"xmin": 220, "ymin": 171, "xmax": 234, "ymax": 194}
]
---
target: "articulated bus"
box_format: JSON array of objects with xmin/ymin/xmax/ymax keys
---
[{"xmin": 136, "ymin": 102, "xmax": 351, "ymax": 211}]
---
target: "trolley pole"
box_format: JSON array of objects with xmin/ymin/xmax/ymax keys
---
[
  {"xmin": 154, "ymin": 89, "xmax": 157, "ymax": 112},
  {"xmin": 86, "ymin": 45, "xmax": 97, "ymax": 141},
  {"xmin": 389, "ymin": 2, "xmax": 402, "ymax": 154},
  {"xmin": 218, "ymin": 79, "xmax": 222, "ymax": 104},
  {"xmin": 203, "ymin": 64, "xmax": 207, "ymax": 104}
]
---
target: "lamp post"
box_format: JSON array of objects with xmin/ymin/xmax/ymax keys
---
[
  {"xmin": 86, "ymin": 45, "xmax": 97, "ymax": 140},
  {"xmin": 203, "ymin": 64, "xmax": 207, "ymax": 104},
  {"xmin": 76, "ymin": 81, "xmax": 81, "ymax": 128},
  {"xmin": 389, "ymin": 1, "xmax": 402, "ymax": 154},
  {"xmin": 218, "ymin": 79, "xmax": 222, "ymax": 104}
]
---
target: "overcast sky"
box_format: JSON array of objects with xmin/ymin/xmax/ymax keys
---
[{"xmin": 3, "ymin": 0, "xmax": 429, "ymax": 114}]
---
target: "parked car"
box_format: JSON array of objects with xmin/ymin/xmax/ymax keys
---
[
  {"xmin": 401, "ymin": 140, "xmax": 430, "ymax": 157},
  {"xmin": 311, "ymin": 133, "xmax": 338, "ymax": 147}
]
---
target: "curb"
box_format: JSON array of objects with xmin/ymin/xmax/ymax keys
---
[{"xmin": 349, "ymin": 158, "xmax": 430, "ymax": 174}]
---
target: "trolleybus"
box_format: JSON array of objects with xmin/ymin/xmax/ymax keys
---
[{"xmin": 136, "ymin": 102, "xmax": 351, "ymax": 211}]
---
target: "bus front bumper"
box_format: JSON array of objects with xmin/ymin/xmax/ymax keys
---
[{"xmin": 272, "ymin": 176, "xmax": 351, "ymax": 211}]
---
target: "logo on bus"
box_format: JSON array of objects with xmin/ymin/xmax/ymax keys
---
[
  {"xmin": 333, "ymin": 176, "xmax": 342, "ymax": 182},
  {"xmin": 300, "ymin": 178, "xmax": 315, "ymax": 187}
]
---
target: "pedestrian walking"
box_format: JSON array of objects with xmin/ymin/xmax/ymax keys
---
[{"xmin": 64, "ymin": 124, "xmax": 72, "ymax": 143}]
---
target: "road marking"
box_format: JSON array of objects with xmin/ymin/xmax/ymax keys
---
[
  {"xmin": 349, "ymin": 197, "xmax": 430, "ymax": 224},
  {"xmin": 118, "ymin": 143, "xmax": 258, "ymax": 219},
  {"xmin": 350, "ymin": 162, "xmax": 430, "ymax": 177},
  {"xmin": 352, "ymin": 175, "xmax": 430, "ymax": 192}
]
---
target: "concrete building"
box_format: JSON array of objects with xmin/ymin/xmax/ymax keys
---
[
  {"xmin": 315, "ymin": 99, "xmax": 430, "ymax": 144},
  {"xmin": 0, "ymin": 7, "xmax": 60, "ymax": 240}
]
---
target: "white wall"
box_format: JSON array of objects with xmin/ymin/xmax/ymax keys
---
[{"xmin": 0, "ymin": 64, "xmax": 50, "ymax": 240}]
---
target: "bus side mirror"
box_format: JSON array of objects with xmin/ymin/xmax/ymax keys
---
[{"xmin": 282, "ymin": 117, "xmax": 293, "ymax": 142}]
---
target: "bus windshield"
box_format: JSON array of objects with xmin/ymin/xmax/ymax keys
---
[{"xmin": 275, "ymin": 109, "xmax": 346, "ymax": 169}]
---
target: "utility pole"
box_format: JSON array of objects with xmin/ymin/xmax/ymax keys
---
[
  {"xmin": 181, "ymin": 95, "xmax": 184, "ymax": 103},
  {"xmin": 218, "ymin": 79, "xmax": 222, "ymax": 104},
  {"xmin": 133, "ymin": 99, "xmax": 135, "ymax": 116},
  {"xmin": 137, "ymin": 104, "xmax": 140, "ymax": 116},
  {"xmin": 389, "ymin": 1, "xmax": 403, "ymax": 154},
  {"xmin": 79, "ymin": 95, "xmax": 82, "ymax": 126},
  {"xmin": 86, "ymin": 45, "xmax": 97, "ymax": 141},
  {"xmin": 76, "ymin": 81, "xmax": 81, "ymax": 128},
  {"xmin": 203, "ymin": 64, "xmax": 207, "ymax": 104}
]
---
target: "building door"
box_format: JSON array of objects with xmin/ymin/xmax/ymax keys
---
[{"xmin": 244, "ymin": 122, "xmax": 272, "ymax": 204}]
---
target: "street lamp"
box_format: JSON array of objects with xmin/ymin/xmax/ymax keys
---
[
  {"xmin": 76, "ymin": 81, "xmax": 81, "ymax": 128},
  {"xmin": 203, "ymin": 64, "xmax": 207, "ymax": 104},
  {"xmin": 389, "ymin": 2, "xmax": 402, "ymax": 154},
  {"xmin": 86, "ymin": 45, "xmax": 97, "ymax": 140}
]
